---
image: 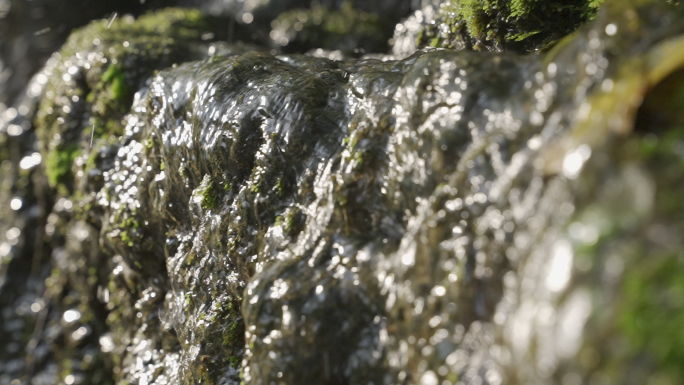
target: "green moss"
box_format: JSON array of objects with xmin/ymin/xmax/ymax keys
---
[
  {"xmin": 617, "ymin": 252, "xmax": 684, "ymax": 381},
  {"xmin": 417, "ymin": 0, "xmax": 605, "ymax": 52},
  {"xmin": 122, "ymin": 216, "xmax": 140, "ymax": 229},
  {"xmin": 179, "ymin": 165, "xmax": 189, "ymax": 178},
  {"xmin": 34, "ymin": 8, "xmax": 212, "ymax": 195},
  {"xmin": 337, "ymin": 195, "xmax": 348, "ymax": 206},
  {"xmin": 84, "ymin": 142, "xmax": 101, "ymax": 173},
  {"xmin": 276, "ymin": 207, "xmax": 304, "ymax": 237},
  {"xmin": 45, "ymin": 144, "xmax": 81, "ymax": 189},
  {"xmin": 228, "ymin": 354, "xmax": 241, "ymax": 368},
  {"xmin": 222, "ymin": 320, "xmax": 243, "ymax": 348},
  {"xmin": 201, "ymin": 182, "xmax": 218, "ymax": 210},
  {"xmin": 194, "ymin": 175, "xmax": 220, "ymax": 210},
  {"xmin": 101, "ymin": 64, "xmax": 133, "ymax": 107},
  {"xmin": 119, "ymin": 231, "xmax": 133, "ymax": 247},
  {"xmin": 275, "ymin": 178, "xmax": 284, "ymax": 196},
  {"xmin": 184, "ymin": 252, "xmax": 196, "ymax": 266},
  {"xmin": 353, "ymin": 150, "xmax": 364, "ymax": 165}
]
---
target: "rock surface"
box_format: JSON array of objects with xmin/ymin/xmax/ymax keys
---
[
  {"xmin": 408, "ymin": 0, "xmax": 604, "ymax": 53},
  {"xmin": 2, "ymin": 1, "xmax": 684, "ymax": 385}
]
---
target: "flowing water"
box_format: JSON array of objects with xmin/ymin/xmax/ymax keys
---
[{"xmin": 1, "ymin": 1, "xmax": 684, "ymax": 385}]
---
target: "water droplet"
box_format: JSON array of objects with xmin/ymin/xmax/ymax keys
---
[
  {"xmin": 72, "ymin": 326, "xmax": 88, "ymax": 340},
  {"xmin": 63, "ymin": 309, "xmax": 81, "ymax": 323},
  {"xmin": 421, "ymin": 371, "xmax": 438, "ymax": 385},
  {"xmin": 562, "ymin": 145, "xmax": 591, "ymax": 179},
  {"xmin": 10, "ymin": 198, "xmax": 22, "ymax": 210},
  {"xmin": 546, "ymin": 240, "xmax": 573, "ymax": 292},
  {"xmin": 5, "ymin": 227, "xmax": 21, "ymax": 241},
  {"xmin": 431, "ymin": 286, "xmax": 446, "ymax": 297},
  {"xmin": 7, "ymin": 124, "xmax": 23, "ymax": 136},
  {"xmin": 30, "ymin": 302, "xmax": 43, "ymax": 313},
  {"xmin": 601, "ymin": 78, "xmax": 614, "ymax": 93}
]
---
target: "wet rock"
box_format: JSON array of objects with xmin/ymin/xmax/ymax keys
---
[
  {"xmin": 391, "ymin": 0, "xmax": 443, "ymax": 58},
  {"xmin": 1, "ymin": 8, "xmax": 248, "ymax": 385},
  {"xmin": 3, "ymin": 0, "xmax": 684, "ymax": 384},
  {"xmin": 399, "ymin": 0, "xmax": 604, "ymax": 54}
]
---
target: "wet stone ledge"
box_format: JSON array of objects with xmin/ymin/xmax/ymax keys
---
[{"xmin": 1, "ymin": 1, "xmax": 684, "ymax": 385}]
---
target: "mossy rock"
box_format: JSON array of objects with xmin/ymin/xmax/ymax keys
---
[
  {"xmin": 417, "ymin": 0, "xmax": 605, "ymax": 53},
  {"xmin": 11, "ymin": 0, "xmax": 684, "ymax": 384},
  {"xmin": 34, "ymin": 8, "xmax": 217, "ymax": 194}
]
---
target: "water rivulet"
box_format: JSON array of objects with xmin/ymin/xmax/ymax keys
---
[{"xmin": 2, "ymin": 0, "xmax": 684, "ymax": 384}]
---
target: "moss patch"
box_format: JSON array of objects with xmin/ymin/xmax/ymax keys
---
[
  {"xmin": 34, "ymin": 8, "xmax": 213, "ymax": 195},
  {"xmin": 45, "ymin": 143, "xmax": 81, "ymax": 189},
  {"xmin": 417, "ymin": 0, "xmax": 605, "ymax": 52},
  {"xmin": 200, "ymin": 176, "xmax": 219, "ymax": 210}
]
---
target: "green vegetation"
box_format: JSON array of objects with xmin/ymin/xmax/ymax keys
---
[
  {"xmin": 565, "ymin": 60, "xmax": 684, "ymax": 384},
  {"xmin": 45, "ymin": 144, "xmax": 80, "ymax": 189},
  {"xmin": 199, "ymin": 177, "xmax": 219, "ymax": 210},
  {"xmin": 591, "ymin": 120, "xmax": 684, "ymax": 384},
  {"xmin": 27, "ymin": 9, "xmax": 225, "ymax": 385},
  {"xmin": 34, "ymin": 8, "xmax": 211, "ymax": 195},
  {"xmin": 222, "ymin": 321, "xmax": 242, "ymax": 348},
  {"xmin": 618, "ymin": 78, "xmax": 684, "ymax": 382},
  {"xmin": 417, "ymin": 0, "xmax": 605, "ymax": 52},
  {"xmin": 618, "ymin": 251, "xmax": 684, "ymax": 382},
  {"xmin": 275, "ymin": 207, "xmax": 304, "ymax": 237}
]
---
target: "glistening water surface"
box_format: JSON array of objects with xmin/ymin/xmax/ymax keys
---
[{"xmin": 1, "ymin": 1, "xmax": 684, "ymax": 384}]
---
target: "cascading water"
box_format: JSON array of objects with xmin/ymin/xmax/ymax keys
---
[{"xmin": 1, "ymin": 1, "xmax": 684, "ymax": 385}]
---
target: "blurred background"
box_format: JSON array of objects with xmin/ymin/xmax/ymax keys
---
[{"xmin": 0, "ymin": 0, "xmax": 425, "ymax": 110}]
